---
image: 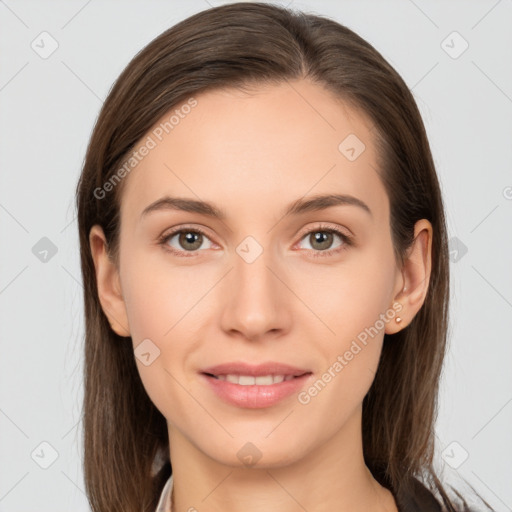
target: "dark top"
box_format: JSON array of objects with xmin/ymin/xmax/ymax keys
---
[{"xmin": 394, "ymin": 477, "xmax": 444, "ymax": 511}]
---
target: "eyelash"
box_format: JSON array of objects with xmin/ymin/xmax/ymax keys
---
[{"xmin": 157, "ymin": 223, "xmax": 353, "ymax": 259}]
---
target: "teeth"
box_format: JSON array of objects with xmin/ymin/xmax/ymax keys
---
[{"xmin": 215, "ymin": 374, "xmax": 296, "ymax": 385}]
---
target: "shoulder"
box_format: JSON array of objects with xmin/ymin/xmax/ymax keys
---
[
  {"xmin": 394, "ymin": 476, "xmax": 443, "ymax": 512},
  {"xmin": 394, "ymin": 477, "xmax": 493, "ymax": 512}
]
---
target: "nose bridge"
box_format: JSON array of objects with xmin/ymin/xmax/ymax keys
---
[{"xmin": 219, "ymin": 235, "xmax": 290, "ymax": 340}]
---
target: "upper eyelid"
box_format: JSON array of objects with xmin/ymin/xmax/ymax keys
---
[{"xmin": 295, "ymin": 222, "xmax": 352, "ymax": 239}]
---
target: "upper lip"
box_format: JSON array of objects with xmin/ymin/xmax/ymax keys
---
[{"xmin": 201, "ymin": 361, "xmax": 311, "ymax": 377}]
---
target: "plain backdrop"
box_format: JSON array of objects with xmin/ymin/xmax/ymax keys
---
[{"xmin": 0, "ymin": 1, "xmax": 511, "ymax": 510}]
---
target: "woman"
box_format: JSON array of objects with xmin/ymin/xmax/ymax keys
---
[{"xmin": 75, "ymin": 3, "xmax": 493, "ymax": 511}]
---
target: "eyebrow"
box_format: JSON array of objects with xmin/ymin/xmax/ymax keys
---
[{"xmin": 140, "ymin": 193, "xmax": 372, "ymax": 221}]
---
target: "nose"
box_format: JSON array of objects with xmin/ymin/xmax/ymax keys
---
[{"xmin": 219, "ymin": 244, "xmax": 292, "ymax": 342}]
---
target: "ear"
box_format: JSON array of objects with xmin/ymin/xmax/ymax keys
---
[
  {"xmin": 386, "ymin": 219, "xmax": 433, "ymax": 334},
  {"xmin": 89, "ymin": 225, "xmax": 131, "ymax": 337}
]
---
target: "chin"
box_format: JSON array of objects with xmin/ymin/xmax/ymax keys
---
[{"xmin": 202, "ymin": 436, "xmax": 307, "ymax": 470}]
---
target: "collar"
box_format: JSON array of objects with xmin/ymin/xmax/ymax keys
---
[{"xmin": 155, "ymin": 475, "xmax": 173, "ymax": 512}]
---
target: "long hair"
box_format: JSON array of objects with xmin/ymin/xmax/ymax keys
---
[{"xmin": 75, "ymin": 3, "xmax": 492, "ymax": 511}]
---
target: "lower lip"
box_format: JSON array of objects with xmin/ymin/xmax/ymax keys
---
[{"xmin": 201, "ymin": 373, "xmax": 313, "ymax": 409}]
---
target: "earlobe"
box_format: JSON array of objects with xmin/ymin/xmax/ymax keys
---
[
  {"xmin": 386, "ymin": 219, "xmax": 433, "ymax": 333},
  {"xmin": 89, "ymin": 225, "xmax": 131, "ymax": 338}
]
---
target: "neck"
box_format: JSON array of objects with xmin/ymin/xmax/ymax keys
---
[{"xmin": 167, "ymin": 406, "xmax": 397, "ymax": 512}]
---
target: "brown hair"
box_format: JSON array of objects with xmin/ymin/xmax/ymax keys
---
[{"xmin": 75, "ymin": 3, "xmax": 492, "ymax": 511}]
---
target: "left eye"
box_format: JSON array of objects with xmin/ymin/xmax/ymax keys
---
[{"xmin": 296, "ymin": 227, "xmax": 351, "ymax": 256}]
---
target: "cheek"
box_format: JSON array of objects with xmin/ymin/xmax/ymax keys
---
[
  {"xmin": 120, "ymin": 252, "xmax": 214, "ymax": 415},
  {"xmin": 298, "ymin": 314, "xmax": 385, "ymax": 432},
  {"xmin": 304, "ymin": 248, "xmax": 396, "ymax": 348},
  {"xmin": 121, "ymin": 248, "xmax": 203, "ymax": 342},
  {"xmin": 300, "ymin": 245, "xmax": 396, "ymax": 411}
]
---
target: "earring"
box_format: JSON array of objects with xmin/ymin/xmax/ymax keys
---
[{"xmin": 393, "ymin": 301, "xmax": 403, "ymax": 324}]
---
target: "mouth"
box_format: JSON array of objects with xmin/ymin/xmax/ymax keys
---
[
  {"xmin": 202, "ymin": 372, "xmax": 311, "ymax": 385},
  {"xmin": 200, "ymin": 370, "xmax": 314, "ymax": 408},
  {"xmin": 200, "ymin": 361, "xmax": 311, "ymax": 380}
]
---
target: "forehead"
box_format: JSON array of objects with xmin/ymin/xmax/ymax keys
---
[{"xmin": 120, "ymin": 79, "xmax": 386, "ymax": 224}]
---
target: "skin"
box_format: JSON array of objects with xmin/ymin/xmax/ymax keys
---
[{"xmin": 90, "ymin": 78, "xmax": 432, "ymax": 512}]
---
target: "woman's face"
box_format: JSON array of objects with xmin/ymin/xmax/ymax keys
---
[{"xmin": 94, "ymin": 79, "xmax": 411, "ymax": 469}]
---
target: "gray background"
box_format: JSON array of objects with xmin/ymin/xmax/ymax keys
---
[{"xmin": 1, "ymin": 0, "xmax": 511, "ymax": 510}]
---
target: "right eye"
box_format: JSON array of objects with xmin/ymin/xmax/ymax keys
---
[{"xmin": 159, "ymin": 226, "xmax": 215, "ymax": 257}]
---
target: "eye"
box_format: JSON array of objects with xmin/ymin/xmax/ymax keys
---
[
  {"xmin": 295, "ymin": 224, "xmax": 353, "ymax": 258},
  {"xmin": 158, "ymin": 223, "xmax": 353, "ymax": 259},
  {"xmin": 158, "ymin": 226, "xmax": 215, "ymax": 257}
]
